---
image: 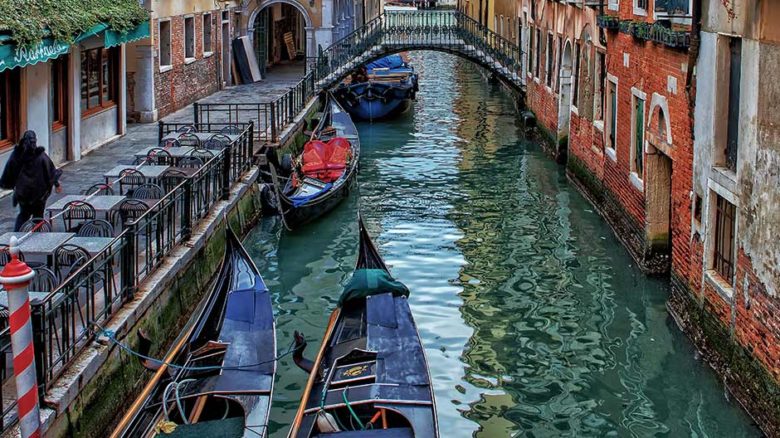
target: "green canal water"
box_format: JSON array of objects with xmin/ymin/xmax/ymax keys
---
[{"xmin": 245, "ymin": 52, "xmax": 759, "ymax": 437}]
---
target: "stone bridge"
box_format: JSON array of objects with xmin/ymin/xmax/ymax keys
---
[{"xmin": 308, "ymin": 11, "xmax": 526, "ymax": 94}]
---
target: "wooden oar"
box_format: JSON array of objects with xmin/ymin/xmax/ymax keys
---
[{"xmin": 289, "ymin": 308, "xmax": 341, "ymax": 437}]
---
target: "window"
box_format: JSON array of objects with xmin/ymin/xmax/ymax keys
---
[
  {"xmin": 594, "ymin": 51, "xmax": 605, "ymax": 120},
  {"xmin": 712, "ymin": 194, "xmax": 736, "ymax": 284},
  {"xmin": 725, "ymin": 37, "xmax": 741, "ymax": 172},
  {"xmin": 635, "ymin": 0, "xmax": 648, "ymax": 12},
  {"xmin": 184, "ymin": 16, "xmax": 195, "ymax": 60},
  {"xmin": 535, "ymin": 28, "xmax": 541, "ymax": 79},
  {"xmin": 159, "ymin": 20, "xmax": 172, "ymax": 67},
  {"xmin": 573, "ymin": 42, "xmax": 581, "ymax": 108},
  {"xmin": 609, "ymin": 0, "xmax": 619, "ymax": 10},
  {"xmin": 632, "ymin": 94, "xmax": 645, "ymax": 176},
  {"xmin": 545, "ymin": 33, "xmax": 553, "ymax": 87},
  {"xmin": 607, "ymin": 79, "xmax": 617, "ymax": 151},
  {"xmin": 203, "ymin": 14, "xmax": 213, "ymax": 54},
  {"xmin": 51, "ymin": 56, "xmax": 68, "ymax": 129},
  {"xmin": 528, "ymin": 27, "xmax": 534, "ymax": 77},
  {"xmin": 0, "ymin": 69, "xmax": 20, "ymax": 149},
  {"xmin": 555, "ymin": 36, "xmax": 562, "ymax": 93},
  {"xmin": 693, "ymin": 193, "xmax": 702, "ymax": 225},
  {"xmin": 80, "ymin": 47, "xmax": 118, "ymax": 115}
]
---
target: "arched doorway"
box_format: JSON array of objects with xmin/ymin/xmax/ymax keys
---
[
  {"xmin": 249, "ymin": 0, "xmax": 312, "ymax": 78},
  {"xmin": 557, "ymin": 40, "xmax": 574, "ymax": 163}
]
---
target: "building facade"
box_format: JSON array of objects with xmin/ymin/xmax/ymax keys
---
[
  {"xmin": 0, "ymin": 22, "xmax": 148, "ymax": 169},
  {"xmin": 129, "ymin": 0, "xmax": 240, "ymax": 122},
  {"xmin": 670, "ymin": 0, "xmax": 780, "ymax": 433}
]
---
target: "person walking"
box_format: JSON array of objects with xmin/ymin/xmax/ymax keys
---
[{"xmin": 0, "ymin": 131, "xmax": 63, "ymax": 231}]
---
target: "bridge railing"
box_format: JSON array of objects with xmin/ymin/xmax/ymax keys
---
[{"xmin": 310, "ymin": 10, "xmax": 525, "ymax": 88}]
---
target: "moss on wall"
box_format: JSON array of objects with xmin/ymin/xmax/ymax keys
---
[{"xmin": 668, "ymin": 275, "xmax": 780, "ymax": 436}]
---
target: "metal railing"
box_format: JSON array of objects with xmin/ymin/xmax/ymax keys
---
[
  {"xmin": 205, "ymin": 11, "xmax": 525, "ymax": 146},
  {"xmin": 0, "ymin": 121, "xmax": 257, "ymax": 433}
]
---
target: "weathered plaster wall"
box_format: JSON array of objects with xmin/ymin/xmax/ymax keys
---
[{"xmin": 80, "ymin": 108, "xmax": 119, "ymax": 153}]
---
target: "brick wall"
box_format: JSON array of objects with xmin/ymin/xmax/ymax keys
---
[{"xmin": 152, "ymin": 14, "xmax": 222, "ymax": 119}]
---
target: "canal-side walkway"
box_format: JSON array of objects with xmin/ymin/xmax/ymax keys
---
[{"xmin": 0, "ymin": 65, "xmax": 305, "ymax": 231}]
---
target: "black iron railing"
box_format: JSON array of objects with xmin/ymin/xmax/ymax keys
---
[
  {"xmin": 210, "ymin": 11, "xmax": 526, "ymax": 146},
  {"xmin": 0, "ymin": 122, "xmax": 258, "ymax": 427}
]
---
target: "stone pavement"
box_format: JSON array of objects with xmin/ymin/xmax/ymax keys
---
[{"xmin": 0, "ymin": 64, "xmax": 305, "ymax": 231}]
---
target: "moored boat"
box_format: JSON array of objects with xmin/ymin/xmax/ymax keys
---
[
  {"xmin": 111, "ymin": 228, "xmax": 276, "ymax": 438},
  {"xmin": 271, "ymin": 93, "xmax": 360, "ymax": 229},
  {"xmin": 288, "ymin": 216, "xmax": 438, "ymax": 437},
  {"xmin": 334, "ymin": 54, "xmax": 418, "ymax": 121}
]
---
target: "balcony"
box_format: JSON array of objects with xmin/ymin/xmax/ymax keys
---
[{"xmin": 596, "ymin": 15, "xmax": 620, "ymax": 30}]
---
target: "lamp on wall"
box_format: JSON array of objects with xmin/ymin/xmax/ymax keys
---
[{"xmin": 309, "ymin": 0, "xmax": 315, "ymax": 7}]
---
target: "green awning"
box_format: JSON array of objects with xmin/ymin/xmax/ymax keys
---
[
  {"xmin": 0, "ymin": 21, "xmax": 149, "ymax": 72},
  {"xmin": 0, "ymin": 38, "xmax": 70, "ymax": 72},
  {"xmin": 105, "ymin": 21, "xmax": 150, "ymax": 48}
]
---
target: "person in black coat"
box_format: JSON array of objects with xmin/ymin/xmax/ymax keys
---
[{"xmin": 0, "ymin": 131, "xmax": 63, "ymax": 231}]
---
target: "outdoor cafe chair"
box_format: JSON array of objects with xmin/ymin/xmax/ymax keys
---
[
  {"xmin": 30, "ymin": 266, "xmax": 58, "ymax": 294},
  {"xmin": 119, "ymin": 168, "xmax": 145, "ymax": 196},
  {"xmin": 203, "ymin": 138, "xmax": 225, "ymax": 151},
  {"xmin": 219, "ymin": 125, "xmax": 241, "ymax": 135},
  {"xmin": 177, "ymin": 156, "xmax": 204, "ymax": 169},
  {"xmin": 83, "ymin": 183, "xmax": 115, "ymax": 196},
  {"xmin": 161, "ymin": 169, "xmax": 189, "ymax": 193},
  {"xmin": 145, "ymin": 148, "xmax": 174, "ymax": 166},
  {"xmin": 0, "ymin": 245, "xmax": 24, "ymax": 265},
  {"xmin": 19, "ymin": 217, "xmax": 52, "ymax": 233},
  {"xmin": 191, "ymin": 149, "xmax": 214, "ymax": 163},
  {"xmin": 159, "ymin": 138, "xmax": 181, "ymax": 148},
  {"xmin": 77, "ymin": 219, "xmax": 114, "ymax": 238},
  {"xmin": 206, "ymin": 134, "xmax": 232, "ymax": 149},
  {"xmin": 177, "ymin": 133, "xmax": 201, "ymax": 148},
  {"xmin": 62, "ymin": 201, "xmax": 96, "ymax": 232},
  {"xmin": 131, "ymin": 183, "xmax": 164, "ymax": 200},
  {"xmin": 176, "ymin": 125, "xmax": 198, "ymax": 134},
  {"xmin": 53, "ymin": 244, "xmax": 90, "ymax": 280},
  {"xmin": 115, "ymin": 199, "xmax": 150, "ymax": 225}
]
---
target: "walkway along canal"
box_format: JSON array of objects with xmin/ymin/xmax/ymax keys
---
[{"xmin": 246, "ymin": 52, "xmax": 759, "ymax": 436}]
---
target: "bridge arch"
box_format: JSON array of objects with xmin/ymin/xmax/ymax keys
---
[{"xmin": 316, "ymin": 46, "xmax": 526, "ymax": 93}]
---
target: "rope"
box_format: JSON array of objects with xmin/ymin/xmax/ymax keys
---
[
  {"xmin": 342, "ymin": 387, "xmax": 365, "ymax": 430},
  {"xmin": 93, "ymin": 323, "xmax": 299, "ymax": 372}
]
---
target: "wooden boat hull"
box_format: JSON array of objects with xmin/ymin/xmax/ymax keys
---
[
  {"xmin": 288, "ymin": 218, "xmax": 438, "ymax": 437},
  {"xmin": 334, "ymin": 81, "xmax": 416, "ymax": 121},
  {"xmin": 112, "ymin": 228, "xmax": 275, "ymax": 438},
  {"xmin": 277, "ymin": 93, "xmax": 360, "ymax": 229}
]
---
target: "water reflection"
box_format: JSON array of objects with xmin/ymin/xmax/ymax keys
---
[{"xmin": 244, "ymin": 51, "xmax": 758, "ymax": 437}]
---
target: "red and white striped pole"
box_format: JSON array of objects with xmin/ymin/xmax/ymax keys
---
[{"xmin": 0, "ymin": 237, "xmax": 40, "ymax": 438}]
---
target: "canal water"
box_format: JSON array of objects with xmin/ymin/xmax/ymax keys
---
[{"xmin": 245, "ymin": 52, "xmax": 759, "ymax": 437}]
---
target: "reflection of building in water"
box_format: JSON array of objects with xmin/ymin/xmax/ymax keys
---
[{"xmin": 243, "ymin": 0, "xmax": 382, "ymax": 76}]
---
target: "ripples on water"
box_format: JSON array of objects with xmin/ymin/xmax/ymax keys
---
[{"xmin": 244, "ymin": 52, "xmax": 758, "ymax": 437}]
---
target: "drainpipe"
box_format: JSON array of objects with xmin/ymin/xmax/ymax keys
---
[{"xmin": 685, "ymin": 0, "xmax": 702, "ymax": 133}]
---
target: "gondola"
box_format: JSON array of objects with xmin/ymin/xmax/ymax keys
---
[
  {"xmin": 288, "ymin": 217, "xmax": 438, "ymax": 437},
  {"xmin": 111, "ymin": 228, "xmax": 276, "ymax": 438},
  {"xmin": 271, "ymin": 93, "xmax": 360, "ymax": 229},
  {"xmin": 334, "ymin": 55, "xmax": 419, "ymax": 121}
]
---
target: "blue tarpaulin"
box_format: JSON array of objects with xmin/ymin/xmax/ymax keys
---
[{"xmin": 365, "ymin": 55, "xmax": 405, "ymax": 72}]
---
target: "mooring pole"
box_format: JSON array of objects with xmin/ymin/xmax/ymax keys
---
[{"xmin": 0, "ymin": 237, "xmax": 40, "ymax": 438}]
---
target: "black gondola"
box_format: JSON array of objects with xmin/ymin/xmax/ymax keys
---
[
  {"xmin": 111, "ymin": 228, "xmax": 276, "ymax": 438},
  {"xmin": 271, "ymin": 93, "xmax": 360, "ymax": 229},
  {"xmin": 289, "ymin": 217, "xmax": 438, "ymax": 437}
]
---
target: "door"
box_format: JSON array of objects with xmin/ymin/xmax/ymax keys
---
[
  {"xmin": 222, "ymin": 17, "xmax": 231, "ymax": 86},
  {"xmin": 253, "ymin": 9, "xmax": 269, "ymax": 76}
]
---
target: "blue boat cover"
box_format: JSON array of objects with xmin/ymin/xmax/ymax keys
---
[
  {"xmin": 365, "ymin": 55, "xmax": 405, "ymax": 71},
  {"xmin": 290, "ymin": 183, "xmax": 333, "ymax": 207}
]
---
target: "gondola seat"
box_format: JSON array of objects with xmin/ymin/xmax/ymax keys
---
[{"xmin": 302, "ymin": 138, "xmax": 352, "ymax": 183}]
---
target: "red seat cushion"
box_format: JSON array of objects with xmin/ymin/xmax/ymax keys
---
[{"xmin": 301, "ymin": 138, "xmax": 351, "ymax": 183}]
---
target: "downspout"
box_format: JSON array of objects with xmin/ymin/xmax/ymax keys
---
[{"xmin": 686, "ymin": 0, "xmax": 702, "ymax": 132}]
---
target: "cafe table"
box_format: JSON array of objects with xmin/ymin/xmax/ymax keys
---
[
  {"xmin": 0, "ymin": 232, "xmax": 75, "ymax": 266},
  {"xmin": 46, "ymin": 195, "xmax": 127, "ymax": 222}
]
